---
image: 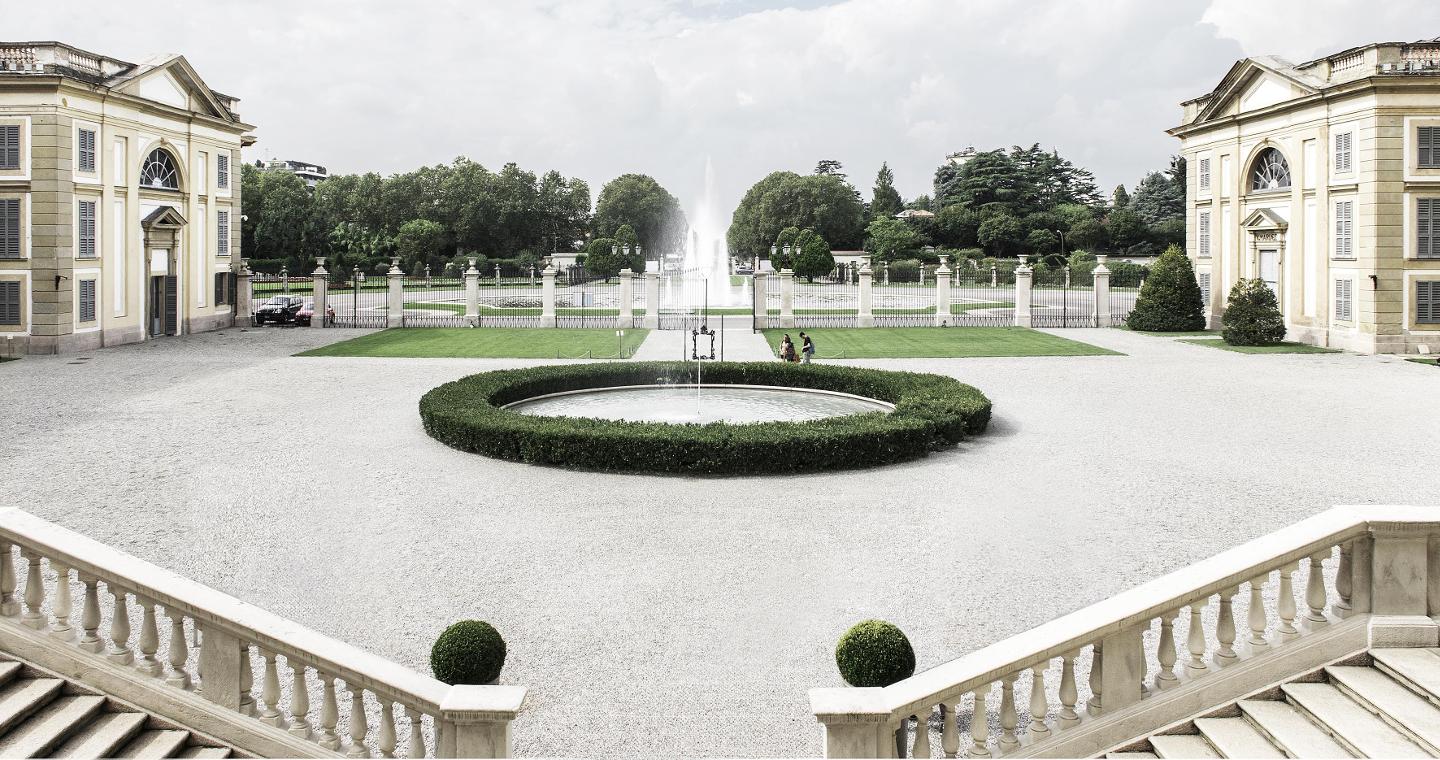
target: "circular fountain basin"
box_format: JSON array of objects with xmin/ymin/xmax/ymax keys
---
[{"xmin": 504, "ymin": 384, "xmax": 893, "ymax": 425}]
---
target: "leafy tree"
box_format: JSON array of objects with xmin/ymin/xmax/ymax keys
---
[
  {"xmin": 870, "ymin": 162, "xmax": 904, "ymax": 221},
  {"xmin": 934, "ymin": 150, "xmax": 1033, "ymax": 213},
  {"xmin": 593, "ymin": 174, "xmax": 687, "ymax": 257},
  {"xmin": 792, "ymin": 229, "xmax": 835, "ymax": 282},
  {"xmin": 1222, "ymin": 279, "xmax": 1286, "ymax": 345},
  {"xmin": 813, "ymin": 159, "xmax": 846, "ymax": 179},
  {"xmin": 394, "ymin": 218, "xmax": 447, "ymax": 274},
  {"xmin": 931, "ymin": 204, "xmax": 979, "ymax": 248},
  {"xmin": 254, "ymin": 169, "xmax": 321, "ymax": 268},
  {"xmin": 863, "ymin": 218, "xmax": 921, "ymax": 262},
  {"xmin": 771, "ymin": 226, "xmax": 802, "ymax": 268},
  {"xmin": 1026, "ymin": 228, "xmax": 1059, "ymax": 256},
  {"xmin": 1125, "ymin": 245, "xmax": 1206, "ymax": 332},
  {"xmin": 538, "ymin": 170, "xmax": 591, "ymax": 252},
  {"xmin": 583, "ymin": 237, "xmax": 622, "ymax": 280},
  {"xmin": 728, "ymin": 171, "xmax": 866, "ymax": 260},
  {"xmin": 1105, "ymin": 208, "xmax": 1149, "ymax": 250},
  {"xmin": 977, "ymin": 213, "xmax": 1025, "ymax": 257},
  {"xmin": 1111, "ymin": 184, "xmax": 1131, "ymax": 209},
  {"xmin": 1069, "ymin": 217, "xmax": 1108, "ymax": 251},
  {"xmin": 611, "ymin": 224, "xmax": 645, "ymax": 273},
  {"xmin": 1130, "ymin": 171, "xmax": 1185, "ymax": 226},
  {"xmin": 906, "ymin": 194, "xmax": 933, "ymax": 212}
]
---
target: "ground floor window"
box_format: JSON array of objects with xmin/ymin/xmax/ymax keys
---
[
  {"xmin": 214, "ymin": 272, "xmax": 234, "ymax": 306},
  {"xmin": 0, "ymin": 281, "xmax": 19, "ymax": 325},
  {"xmin": 1418, "ymin": 280, "xmax": 1440, "ymax": 325},
  {"xmin": 1334, "ymin": 278, "xmax": 1353, "ymax": 322},
  {"xmin": 78, "ymin": 279, "xmax": 96, "ymax": 323},
  {"xmin": 1198, "ymin": 271, "xmax": 1211, "ymax": 307}
]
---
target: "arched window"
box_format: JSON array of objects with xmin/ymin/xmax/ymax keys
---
[
  {"xmin": 1250, "ymin": 148, "xmax": 1291, "ymax": 193},
  {"xmin": 140, "ymin": 148, "xmax": 180, "ymax": 190}
]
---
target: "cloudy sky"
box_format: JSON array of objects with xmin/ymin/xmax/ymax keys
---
[{"xmin": 9, "ymin": 0, "xmax": 1440, "ymax": 239}]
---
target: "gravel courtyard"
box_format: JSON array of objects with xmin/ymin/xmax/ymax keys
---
[{"xmin": 1, "ymin": 327, "xmax": 1435, "ymax": 757}]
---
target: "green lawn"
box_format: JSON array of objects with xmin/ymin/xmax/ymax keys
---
[
  {"xmin": 297, "ymin": 328, "xmax": 649, "ymax": 359},
  {"xmin": 1405, "ymin": 357, "xmax": 1440, "ymax": 367},
  {"xmin": 1116, "ymin": 326, "xmax": 1220, "ymax": 337},
  {"xmin": 1178, "ymin": 339, "xmax": 1340, "ymax": 354},
  {"xmin": 761, "ymin": 327, "xmax": 1120, "ymax": 358}
]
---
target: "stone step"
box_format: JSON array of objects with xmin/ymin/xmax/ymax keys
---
[
  {"xmin": 1282, "ymin": 682, "xmax": 1428, "ymax": 758},
  {"xmin": 52, "ymin": 711, "xmax": 149, "ymax": 759},
  {"xmin": 178, "ymin": 747, "xmax": 231, "ymax": 758},
  {"xmin": 1150, "ymin": 734, "xmax": 1220, "ymax": 759},
  {"xmin": 115, "ymin": 729, "xmax": 190, "ymax": 759},
  {"xmin": 0, "ymin": 694, "xmax": 106, "ymax": 757},
  {"xmin": 1371, "ymin": 648, "xmax": 1440, "ymax": 707},
  {"xmin": 1194, "ymin": 717, "xmax": 1285, "ymax": 758},
  {"xmin": 1238, "ymin": 699, "xmax": 1354, "ymax": 758},
  {"xmin": 1107, "ymin": 753, "xmax": 1159, "ymax": 759},
  {"xmin": 0, "ymin": 677, "xmax": 65, "ymax": 735},
  {"xmin": 0, "ymin": 661, "xmax": 24, "ymax": 687},
  {"xmin": 1327, "ymin": 665, "xmax": 1440, "ymax": 753}
]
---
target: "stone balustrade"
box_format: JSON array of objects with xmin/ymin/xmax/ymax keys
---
[
  {"xmin": 811, "ymin": 505, "xmax": 1437, "ymax": 758},
  {"xmin": 0, "ymin": 508, "xmax": 525, "ymax": 758}
]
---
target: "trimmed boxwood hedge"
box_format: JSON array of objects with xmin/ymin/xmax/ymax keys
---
[{"xmin": 418, "ymin": 361, "xmax": 991, "ymax": 475}]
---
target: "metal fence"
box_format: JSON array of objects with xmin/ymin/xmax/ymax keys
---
[
  {"xmin": 793, "ymin": 272, "xmax": 858, "ymax": 327},
  {"xmin": 1031, "ymin": 266, "xmax": 1097, "ymax": 328},
  {"xmin": 948, "ymin": 264, "xmax": 1017, "ymax": 327},
  {"xmin": 556, "ymin": 265, "xmax": 626, "ymax": 328},
  {"xmin": 1109, "ymin": 268, "xmax": 1144, "ymax": 325},
  {"xmin": 871, "ymin": 262, "xmax": 937, "ymax": 327}
]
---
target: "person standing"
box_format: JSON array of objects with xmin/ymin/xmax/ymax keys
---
[{"xmin": 800, "ymin": 332, "xmax": 814, "ymax": 364}]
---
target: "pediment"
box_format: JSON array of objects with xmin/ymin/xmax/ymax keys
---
[
  {"xmin": 1194, "ymin": 59, "xmax": 1319, "ymax": 124},
  {"xmin": 115, "ymin": 56, "xmax": 234, "ymax": 122},
  {"xmin": 1241, "ymin": 208, "xmax": 1288, "ymax": 230},
  {"xmin": 141, "ymin": 206, "xmax": 188, "ymax": 229}
]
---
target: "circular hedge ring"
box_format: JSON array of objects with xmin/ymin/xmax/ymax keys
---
[{"xmin": 418, "ymin": 361, "xmax": 991, "ymax": 475}]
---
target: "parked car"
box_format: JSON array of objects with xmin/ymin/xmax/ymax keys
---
[
  {"xmin": 253, "ymin": 295, "xmax": 306, "ymax": 325},
  {"xmin": 295, "ymin": 301, "xmax": 315, "ymax": 327},
  {"xmin": 734, "ymin": 265, "xmax": 754, "ymax": 275}
]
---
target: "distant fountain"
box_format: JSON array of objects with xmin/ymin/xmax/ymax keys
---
[{"xmin": 675, "ymin": 156, "xmax": 748, "ymax": 309}]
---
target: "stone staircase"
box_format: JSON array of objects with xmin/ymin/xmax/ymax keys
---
[
  {"xmin": 0, "ymin": 657, "xmax": 232, "ymax": 758},
  {"xmin": 1110, "ymin": 648, "xmax": 1440, "ymax": 758}
]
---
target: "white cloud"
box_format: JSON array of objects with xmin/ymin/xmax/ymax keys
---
[{"xmin": 6, "ymin": 0, "xmax": 1437, "ymax": 246}]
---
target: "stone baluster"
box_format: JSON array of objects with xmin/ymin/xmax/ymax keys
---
[
  {"xmin": 969, "ymin": 686, "xmax": 991, "ymax": 758},
  {"xmin": 260, "ymin": 650, "xmax": 284, "ymax": 726},
  {"xmin": 78, "ymin": 576, "xmax": 102, "ymax": 653},
  {"xmin": 999, "ymin": 674, "xmax": 1019, "ymax": 752},
  {"xmin": 911, "ymin": 708, "xmax": 931, "ymax": 758},
  {"xmin": 239, "ymin": 644, "xmax": 255, "ymax": 716},
  {"xmin": 1155, "ymin": 611, "xmax": 1180, "ymax": 690},
  {"xmin": 50, "ymin": 562, "xmax": 72, "ymax": 640},
  {"xmin": 136, "ymin": 599, "xmax": 161, "ymax": 676},
  {"xmin": 1277, "ymin": 563, "xmax": 1300, "ymax": 641},
  {"xmin": 21, "ymin": 551, "xmax": 45, "ymax": 629},
  {"xmin": 0, "ymin": 542, "xmax": 16, "ymax": 616},
  {"xmin": 1334, "ymin": 542, "xmax": 1354, "ymax": 618},
  {"xmin": 108, "ymin": 585, "xmax": 133, "ymax": 665},
  {"xmin": 1058, "ymin": 652, "xmax": 1080, "ymax": 730},
  {"xmin": 289, "ymin": 664, "xmax": 312, "ymax": 739},
  {"xmin": 939, "ymin": 702, "xmax": 958, "ymax": 758},
  {"xmin": 379, "ymin": 702, "xmax": 397, "ymax": 759},
  {"xmin": 1248, "ymin": 573, "xmax": 1270, "ymax": 653},
  {"xmin": 1214, "ymin": 587, "xmax": 1238, "ymax": 668},
  {"xmin": 1186, "ymin": 600, "xmax": 1208, "ymax": 676},
  {"xmin": 1086, "ymin": 643, "xmax": 1102, "ymax": 716},
  {"xmin": 1305, "ymin": 551, "xmax": 1330, "ymax": 627},
  {"xmin": 1029, "ymin": 663, "xmax": 1051, "ymax": 739},
  {"xmin": 405, "ymin": 708, "xmax": 425, "ymax": 758},
  {"xmin": 319, "ymin": 673, "xmax": 342, "ymax": 750},
  {"xmin": 165, "ymin": 612, "xmax": 191, "ymax": 689},
  {"xmin": 1137, "ymin": 628, "xmax": 1151, "ymax": 696},
  {"xmin": 348, "ymin": 687, "xmax": 370, "ymax": 757}
]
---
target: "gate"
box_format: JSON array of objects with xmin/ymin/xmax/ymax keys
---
[
  {"xmin": 401, "ymin": 276, "xmax": 466, "ymax": 326},
  {"xmin": 872, "ymin": 261, "xmax": 935, "ymax": 327},
  {"xmin": 1031, "ymin": 266, "xmax": 1096, "ymax": 327},
  {"xmin": 556, "ymin": 264, "xmax": 623, "ymax": 328},
  {"xmin": 948, "ymin": 264, "xmax": 1016, "ymax": 326},
  {"xmin": 1109, "ymin": 266, "xmax": 1143, "ymax": 325},
  {"xmin": 793, "ymin": 271, "xmax": 858, "ymax": 327}
]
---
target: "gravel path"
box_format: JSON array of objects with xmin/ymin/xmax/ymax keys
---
[{"xmin": 0, "ymin": 325, "xmax": 1435, "ymax": 757}]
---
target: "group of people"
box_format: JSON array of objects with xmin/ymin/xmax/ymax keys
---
[{"xmin": 778, "ymin": 332, "xmax": 815, "ymax": 364}]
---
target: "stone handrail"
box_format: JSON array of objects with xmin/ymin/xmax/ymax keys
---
[
  {"xmin": 811, "ymin": 505, "xmax": 1438, "ymax": 758},
  {"xmin": 0, "ymin": 508, "xmax": 524, "ymax": 758}
]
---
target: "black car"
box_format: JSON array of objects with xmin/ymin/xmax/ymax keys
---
[{"xmin": 253, "ymin": 295, "xmax": 306, "ymax": 325}]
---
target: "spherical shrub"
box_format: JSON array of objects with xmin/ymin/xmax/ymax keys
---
[
  {"xmin": 430, "ymin": 620, "xmax": 506, "ymax": 685},
  {"xmin": 1221, "ymin": 278, "xmax": 1286, "ymax": 346},
  {"xmin": 835, "ymin": 620, "xmax": 916, "ymax": 688}
]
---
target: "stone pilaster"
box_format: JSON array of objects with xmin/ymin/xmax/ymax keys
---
[{"xmin": 386, "ymin": 257, "xmax": 404, "ymax": 328}]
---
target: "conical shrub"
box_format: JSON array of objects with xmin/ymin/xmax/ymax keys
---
[
  {"xmin": 1124, "ymin": 245, "xmax": 1206, "ymax": 332},
  {"xmin": 1221, "ymin": 278, "xmax": 1286, "ymax": 345}
]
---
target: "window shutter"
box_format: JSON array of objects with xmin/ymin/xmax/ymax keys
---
[
  {"xmin": 1199, "ymin": 272, "xmax": 1211, "ymax": 306},
  {"xmin": 0, "ymin": 199, "xmax": 19, "ymax": 258},
  {"xmin": 78, "ymin": 129, "xmax": 95, "ymax": 173},
  {"xmin": 1421, "ymin": 198, "xmax": 1437, "ymax": 259},
  {"xmin": 1335, "ymin": 200, "xmax": 1353, "ymax": 258},
  {"xmin": 1335, "ymin": 133, "xmax": 1352, "ymax": 173},
  {"xmin": 217, "ymin": 210, "xmax": 230, "ymax": 255},
  {"xmin": 1198, "ymin": 158, "xmax": 1210, "ymax": 191},
  {"xmin": 0, "ymin": 281, "xmax": 19, "ymax": 325},
  {"xmin": 1197, "ymin": 211, "xmax": 1211, "ymax": 256},
  {"xmin": 1421, "ymin": 127, "xmax": 1438, "ymax": 169},
  {"xmin": 1416, "ymin": 281, "xmax": 1439, "ymax": 324},
  {"xmin": 217, "ymin": 154, "xmax": 229, "ymax": 188},
  {"xmin": 78, "ymin": 279, "xmax": 95, "ymax": 322},
  {"xmin": 0, "ymin": 125, "xmax": 18, "ymax": 170},
  {"xmin": 78, "ymin": 200, "xmax": 96, "ymax": 258},
  {"xmin": 1334, "ymin": 279, "xmax": 1353, "ymax": 322}
]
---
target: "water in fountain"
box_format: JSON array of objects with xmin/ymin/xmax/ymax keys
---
[{"xmin": 673, "ymin": 156, "xmax": 749, "ymax": 311}]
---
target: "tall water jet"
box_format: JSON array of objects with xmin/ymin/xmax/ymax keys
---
[{"xmin": 680, "ymin": 156, "xmax": 747, "ymax": 308}]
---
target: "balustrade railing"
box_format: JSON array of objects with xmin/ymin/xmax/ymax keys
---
[
  {"xmin": 811, "ymin": 506, "xmax": 1436, "ymax": 758},
  {"xmin": 0, "ymin": 508, "xmax": 524, "ymax": 758}
]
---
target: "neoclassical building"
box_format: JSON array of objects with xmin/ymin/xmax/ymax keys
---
[
  {"xmin": 1170, "ymin": 38, "xmax": 1440, "ymax": 353},
  {"xmin": 0, "ymin": 41, "xmax": 254, "ymax": 355}
]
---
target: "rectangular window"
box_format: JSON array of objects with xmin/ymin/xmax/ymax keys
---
[
  {"xmin": 1334, "ymin": 278, "xmax": 1353, "ymax": 322},
  {"xmin": 1334, "ymin": 132, "xmax": 1352, "ymax": 173},
  {"xmin": 78, "ymin": 128, "xmax": 96, "ymax": 173},
  {"xmin": 1421, "ymin": 126, "xmax": 1440, "ymax": 169},
  {"xmin": 217, "ymin": 153, "xmax": 229, "ymax": 189},
  {"xmin": 0, "ymin": 198, "xmax": 19, "ymax": 258},
  {"xmin": 1197, "ymin": 210, "xmax": 1211, "ymax": 256},
  {"xmin": 0, "ymin": 125, "xmax": 18, "ymax": 170},
  {"xmin": 0, "ymin": 281, "xmax": 19, "ymax": 325},
  {"xmin": 1199, "ymin": 272, "xmax": 1211, "ymax": 307},
  {"xmin": 1198, "ymin": 157, "xmax": 1210, "ymax": 191},
  {"xmin": 78, "ymin": 279, "xmax": 96, "ymax": 322},
  {"xmin": 1419, "ymin": 281, "xmax": 1440, "ymax": 324},
  {"xmin": 214, "ymin": 272, "xmax": 233, "ymax": 305},
  {"xmin": 77, "ymin": 199, "xmax": 96, "ymax": 258},
  {"xmin": 216, "ymin": 210, "xmax": 230, "ymax": 256},
  {"xmin": 1334, "ymin": 199, "xmax": 1353, "ymax": 258},
  {"xmin": 1421, "ymin": 198, "xmax": 1438, "ymax": 258}
]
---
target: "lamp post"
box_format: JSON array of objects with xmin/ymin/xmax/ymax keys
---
[{"xmin": 1053, "ymin": 228, "xmax": 1067, "ymax": 267}]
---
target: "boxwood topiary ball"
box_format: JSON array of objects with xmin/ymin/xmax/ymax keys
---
[
  {"xmin": 835, "ymin": 619, "xmax": 915, "ymax": 688},
  {"xmin": 430, "ymin": 620, "xmax": 506, "ymax": 685}
]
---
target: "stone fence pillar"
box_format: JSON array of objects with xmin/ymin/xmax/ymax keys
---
[
  {"xmin": 1014, "ymin": 263, "xmax": 1033, "ymax": 328},
  {"xmin": 779, "ymin": 268, "xmax": 795, "ymax": 328},
  {"xmin": 540, "ymin": 265, "xmax": 557, "ymax": 328},
  {"xmin": 310, "ymin": 258, "xmax": 328, "ymax": 328},
  {"xmin": 386, "ymin": 257, "xmax": 404, "ymax": 328},
  {"xmin": 1093, "ymin": 254, "xmax": 1112, "ymax": 328},
  {"xmin": 464, "ymin": 258, "xmax": 480, "ymax": 326},
  {"xmin": 642, "ymin": 271, "xmax": 659, "ymax": 329},
  {"xmin": 618, "ymin": 268, "xmax": 634, "ymax": 326},
  {"xmin": 235, "ymin": 260, "xmax": 252, "ymax": 327},
  {"xmin": 752, "ymin": 271, "xmax": 768, "ymax": 329},
  {"xmin": 934, "ymin": 256, "xmax": 952, "ymax": 327},
  {"xmin": 857, "ymin": 259, "xmax": 874, "ymax": 328},
  {"xmin": 437, "ymin": 685, "xmax": 527, "ymax": 759}
]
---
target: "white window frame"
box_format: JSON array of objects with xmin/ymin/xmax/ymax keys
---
[
  {"xmin": 1333, "ymin": 277, "xmax": 1354, "ymax": 323},
  {"xmin": 1333, "ymin": 198, "xmax": 1354, "ymax": 259},
  {"xmin": 216, "ymin": 209, "xmax": 230, "ymax": 256},
  {"xmin": 76, "ymin": 198, "xmax": 98, "ymax": 259},
  {"xmin": 1198, "ymin": 157, "xmax": 1211, "ymax": 192},
  {"xmin": 216, "ymin": 152, "xmax": 230, "ymax": 190},
  {"xmin": 1197, "ymin": 210, "xmax": 1211, "ymax": 257}
]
